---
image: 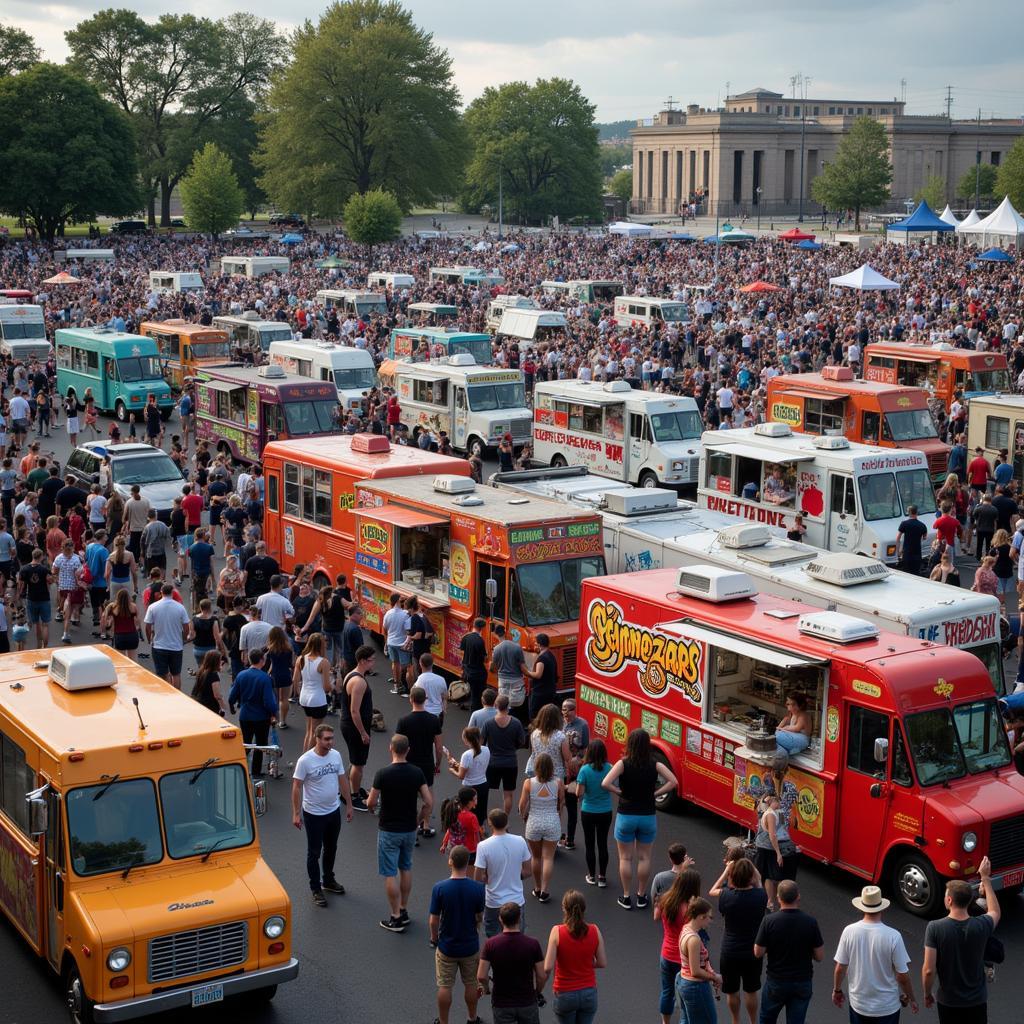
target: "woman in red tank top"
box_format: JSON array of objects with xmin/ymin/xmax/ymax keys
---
[{"xmin": 543, "ymin": 890, "xmax": 606, "ymax": 1024}]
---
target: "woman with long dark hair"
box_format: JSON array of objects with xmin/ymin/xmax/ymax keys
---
[
  {"xmin": 544, "ymin": 889, "xmax": 607, "ymax": 1024},
  {"xmin": 654, "ymin": 868, "xmax": 702, "ymax": 1024},
  {"xmin": 575, "ymin": 738, "xmax": 612, "ymax": 887},
  {"xmin": 102, "ymin": 587, "xmax": 139, "ymax": 661},
  {"xmin": 447, "ymin": 725, "xmax": 490, "ymax": 824},
  {"xmin": 265, "ymin": 626, "xmax": 295, "ymax": 729},
  {"xmin": 191, "ymin": 650, "xmax": 227, "ymax": 715}
]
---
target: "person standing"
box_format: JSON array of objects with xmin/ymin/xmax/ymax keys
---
[
  {"xmin": 341, "ymin": 603, "xmax": 365, "ymax": 674},
  {"xmin": 475, "ymin": 809, "xmax": 532, "ymax": 939},
  {"xmin": 922, "ymin": 856, "xmax": 999, "ymax": 1024},
  {"xmin": 676, "ymin": 897, "xmax": 722, "ymax": 1024},
  {"xmin": 18, "ymin": 547, "xmax": 52, "ymax": 649},
  {"xmin": 560, "ymin": 700, "xmax": 589, "ymax": 852},
  {"xmin": 490, "ymin": 624, "xmax": 528, "ymax": 725},
  {"xmin": 478, "ymin": 902, "xmax": 547, "ymax": 1024},
  {"xmin": 896, "ymin": 505, "xmax": 928, "ymax": 575},
  {"xmin": 84, "ymin": 529, "xmax": 109, "ymax": 634},
  {"xmin": 753, "ymin": 880, "xmax": 825, "ymax": 1024},
  {"xmin": 575, "ymin": 739, "xmax": 613, "ymax": 888},
  {"xmin": 141, "ymin": 508, "xmax": 171, "ymax": 576},
  {"xmin": 294, "ymin": 633, "xmax": 333, "ymax": 752},
  {"xmin": 383, "ymin": 591, "xmax": 412, "ymax": 695},
  {"xmin": 520, "ymin": 753, "xmax": 564, "ymax": 904},
  {"xmin": 416, "ymin": 652, "xmax": 448, "ymax": 725},
  {"xmin": 243, "ymin": 541, "xmax": 279, "ymax": 601},
  {"xmin": 291, "ymin": 723, "xmax": 353, "ymax": 908},
  {"xmin": 460, "ymin": 616, "xmax": 489, "ymax": 712},
  {"xmin": 833, "ymin": 885, "xmax": 917, "ymax": 1023},
  {"xmin": 228, "ymin": 649, "xmax": 278, "ymax": 777},
  {"xmin": 469, "ymin": 688, "xmax": 498, "ymax": 732},
  {"xmin": 144, "ymin": 582, "xmax": 193, "ymax": 689},
  {"xmin": 710, "ymin": 856, "xmax": 767, "ymax": 1024},
  {"xmin": 396, "ymin": 685, "xmax": 443, "ymax": 838},
  {"xmin": 482, "ymin": 694, "xmax": 527, "ymax": 816},
  {"xmin": 367, "ymin": 734, "xmax": 432, "ymax": 933},
  {"xmin": 429, "ymin": 846, "xmax": 486, "ymax": 1024},
  {"xmin": 256, "ymin": 574, "xmax": 295, "ymax": 629},
  {"xmin": 124, "ymin": 484, "xmax": 152, "ymax": 561},
  {"xmin": 340, "ymin": 644, "xmax": 375, "ymax": 812},
  {"xmin": 524, "ymin": 633, "xmax": 558, "ymax": 721},
  {"xmin": 543, "ymin": 889, "xmax": 606, "ymax": 1024}
]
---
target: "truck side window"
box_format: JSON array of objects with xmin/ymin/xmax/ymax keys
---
[
  {"xmin": 830, "ymin": 475, "xmax": 855, "ymax": 516},
  {"xmin": 892, "ymin": 726, "xmax": 912, "ymax": 787},
  {"xmin": 846, "ymin": 705, "xmax": 889, "ymax": 777},
  {"xmin": 861, "ymin": 411, "xmax": 880, "ymax": 444}
]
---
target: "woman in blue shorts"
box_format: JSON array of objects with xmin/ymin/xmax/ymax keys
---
[{"xmin": 602, "ymin": 728, "xmax": 677, "ymax": 911}]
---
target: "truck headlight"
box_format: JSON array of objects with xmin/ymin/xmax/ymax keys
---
[
  {"xmin": 962, "ymin": 831, "xmax": 978, "ymax": 853},
  {"xmin": 671, "ymin": 461, "xmax": 684, "ymax": 471},
  {"xmin": 263, "ymin": 915, "xmax": 286, "ymax": 939},
  {"xmin": 106, "ymin": 947, "xmax": 131, "ymax": 971}
]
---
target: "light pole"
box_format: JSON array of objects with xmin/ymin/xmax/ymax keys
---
[
  {"xmin": 756, "ymin": 187, "xmax": 762, "ymax": 232},
  {"xmin": 904, "ymin": 197, "xmax": 914, "ymax": 217}
]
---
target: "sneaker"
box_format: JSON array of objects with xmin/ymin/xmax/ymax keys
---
[
  {"xmin": 537, "ymin": 891, "xmax": 551, "ymax": 903},
  {"xmin": 61, "ymin": 635, "xmax": 71, "ymax": 644},
  {"xmin": 617, "ymin": 895, "xmax": 632, "ymax": 910},
  {"xmin": 399, "ymin": 908, "xmax": 410, "ymax": 924},
  {"xmin": 597, "ymin": 877, "xmax": 608, "ymax": 888},
  {"xmin": 635, "ymin": 894, "xmax": 649, "ymax": 910},
  {"xmin": 351, "ymin": 795, "xmax": 370, "ymax": 812},
  {"xmin": 358, "ymin": 787, "xmax": 368, "ymax": 799},
  {"xmin": 322, "ymin": 879, "xmax": 346, "ymax": 895},
  {"xmin": 563, "ymin": 841, "xmax": 576, "ymax": 851},
  {"xmin": 278, "ymin": 721, "xmax": 290, "ymax": 730},
  {"xmin": 418, "ymin": 825, "xmax": 436, "ymax": 838},
  {"xmin": 379, "ymin": 916, "xmax": 406, "ymax": 933},
  {"xmin": 585, "ymin": 875, "xmax": 597, "ymax": 886},
  {"xmin": 312, "ymin": 890, "xmax": 328, "ymax": 908}
]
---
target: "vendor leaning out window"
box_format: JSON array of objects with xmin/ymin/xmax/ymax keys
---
[
  {"xmin": 762, "ymin": 464, "xmax": 795, "ymax": 507},
  {"xmin": 775, "ymin": 692, "xmax": 812, "ymax": 757}
]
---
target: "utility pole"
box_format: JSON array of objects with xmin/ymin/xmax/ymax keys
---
[
  {"xmin": 944, "ymin": 85, "xmax": 953, "ymax": 119},
  {"xmin": 975, "ymin": 108, "xmax": 982, "ymax": 210},
  {"xmin": 796, "ymin": 73, "xmax": 810, "ymax": 223}
]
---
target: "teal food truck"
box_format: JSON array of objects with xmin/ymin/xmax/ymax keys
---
[{"xmin": 388, "ymin": 327, "xmax": 494, "ymax": 365}]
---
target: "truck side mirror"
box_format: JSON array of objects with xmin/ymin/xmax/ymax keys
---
[
  {"xmin": 873, "ymin": 737, "xmax": 889, "ymax": 764},
  {"xmin": 485, "ymin": 578, "xmax": 498, "ymax": 601},
  {"xmin": 27, "ymin": 796, "xmax": 48, "ymax": 837},
  {"xmin": 252, "ymin": 778, "xmax": 267, "ymax": 818}
]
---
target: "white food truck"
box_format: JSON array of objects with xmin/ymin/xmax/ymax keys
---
[
  {"xmin": 699, "ymin": 423, "xmax": 938, "ymax": 564},
  {"xmin": 532, "ymin": 380, "xmax": 704, "ymax": 489},
  {"xmin": 212, "ymin": 312, "xmax": 293, "ymax": 354},
  {"xmin": 496, "ymin": 308, "xmax": 571, "ymax": 347},
  {"xmin": 316, "ymin": 289, "xmax": 388, "ymax": 318},
  {"xmin": 148, "ymin": 270, "xmax": 204, "ymax": 294},
  {"xmin": 0, "ymin": 303, "xmax": 50, "ymax": 361},
  {"xmin": 613, "ymin": 295, "xmax": 691, "ymax": 328},
  {"xmin": 367, "ymin": 272, "xmax": 415, "ymax": 290},
  {"xmin": 540, "ymin": 280, "xmax": 624, "ymax": 303},
  {"xmin": 219, "ymin": 255, "xmax": 290, "ymax": 278},
  {"xmin": 485, "ymin": 294, "xmax": 537, "ymax": 331},
  {"xmin": 269, "ymin": 340, "xmax": 377, "ymax": 410}
]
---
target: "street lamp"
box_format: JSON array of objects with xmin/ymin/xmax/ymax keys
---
[
  {"xmin": 904, "ymin": 197, "xmax": 914, "ymax": 218},
  {"xmin": 756, "ymin": 187, "xmax": 762, "ymax": 231}
]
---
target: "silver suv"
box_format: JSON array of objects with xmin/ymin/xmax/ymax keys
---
[{"xmin": 65, "ymin": 442, "xmax": 185, "ymax": 521}]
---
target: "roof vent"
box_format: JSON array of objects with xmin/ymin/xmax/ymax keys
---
[
  {"xmin": 49, "ymin": 647, "xmax": 117, "ymax": 691},
  {"xmin": 351, "ymin": 433, "xmax": 390, "ymax": 454},
  {"xmin": 453, "ymin": 494, "xmax": 484, "ymax": 506},
  {"xmin": 241, "ymin": 310, "xmax": 260, "ymax": 320},
  {"xmin": 821, "ymin": 365, "xmax": 853, "ymax": 381},
  {"xmin": 932, "ymin": 342, "xmax": 955, "ymax": 351},
  {"xmin": 448, "ymin": 352, "xmax": 477, "ymax": 366},
  {"xmin": 257, "ymin": 363, "xmax": 287, "ymax": 378},
  {"xmin": 603, "ymin": 380, "xmax": 632, "ymax": 393},
  {"xmin": 804, "ymin": 553, "xmax": 891, "ymax": 586},
  {"xmin": 717, "ymin": 523, "xmax": 771, "ymax": 549},
  {"xmin": 798, "ymin": 610, "xmax": 879, "ymax": 643},
  {"xmin": 433, "ymin": 475, "xmax": 476, "ymax": 494},
  {"xmin": 812, "ymin": 434, "xmax": 850, "ymax": 450},
  {"xmin": 675, "ymin": 565, "xmax": 757, "ymax": 602},
  {"xmin": 754, "ymin": 422, "xmax": 791, "ymax": 437},
  {"xmin": 604, "ymin": 488, "xmax": 677, "ymax": 515}
]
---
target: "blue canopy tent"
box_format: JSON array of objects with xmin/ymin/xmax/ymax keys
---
[
  {"xmin": 279, "ymin": 233, "xmax": 304, "ymax": 244},
  {"xmin": 796, "ymin": 239, "xmax": 822, "ymax": 250},
  {"xmin": 887, "ymin": 201, "xmax": 955, "ymax": 236},
  {"xmin": 978, "ymin": 247, "xmax": 1014, "ymax": 263},
  {"xmin": 668, "ymin": 232, "xmax": 697, "ymax": 242}
]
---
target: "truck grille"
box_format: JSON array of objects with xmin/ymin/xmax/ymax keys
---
[
  {"xmin": 511, "ymin": 420, "xmax": 531, "ymax": 441},
  {"xmin": 927, "ymin": 453, "xmax": 946, "ymax": 479},
  {"xmin": 148, "ymin": 921, "xmax": 248, "ymax": 983},
  {"xmin": 560, "ymin": 645, "xmax": 577, "ymax": 693},
  {"xmin": 989, "ymin": 814, "xmax": 1024, "ymax": 872}
]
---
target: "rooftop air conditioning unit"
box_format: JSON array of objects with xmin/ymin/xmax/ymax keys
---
[
  {"xmin": 717, "ymin": 523, "xmax": 771, "ymax": 549},
  {"xmin": 804, "ymin": 553, "xmax": 891, "ymax": 586},
  {"xmin": 351, "ymin": 433, "xmax": 390, "ymax": 454},
  {"xmin": 812, "ymin": 434, "xmax": 850, "ymax": 450},
  {"xmin": 448, "ymin": 352, "xmax": 476, "ymax": 366},
  {"xmin": 603, "ymin": 380, "xmax": 632, "ymax": 393},
  {"xmin": 821, "ymin": 365, "xmax": 854, "ymax": 382},
  {"xmin": 798, "ymin": 611, "xmax": 879, "ymax": 644},
  {"xmin": 932, "ymin": 342, "xmax": 955, "ymax": 351},
  {"xmin": 258, "ymin": 363, "xmax": 287, "ymax": 378},
  {"xmin": 433, "ymin": 475, "xmax": 476, "ymax": 495},
  {"xmin": 754, "ymin": 422, "xmax": 791, "ymax": 438},
  {"xmin": 604, "ymin": 488, "xmax": 677, "ymax": 515},
  {"xmin": 675, "ymin": 565, "xmax": 757, "ymax": 602},
  {"xmin": 241, "ymin": 310, "xmax": 260, "ymax": 320},
  {"xmin": 49, "ymin": 647, "xmax": 118, "ymax": 691}
]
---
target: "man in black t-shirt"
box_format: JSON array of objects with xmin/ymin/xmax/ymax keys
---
[
  {"xmin": 18, "ymin": 549, "xmax": 53, "ymax": 649},
  {"xmin": 55, "ymin": 475, "xmax": 87, "ymax": 519},
  {"xmin": 459, "ymin": 617, "xmax": 488, "ymax": 711},
  {"xmin": 896, "ymin": 505, "xmax": 928, "ymax": 575},
  {"xmin": 524, "ymin": 632, "xmax": 558, "ymax": 720},
  {"xmin": 396, "ymin": 686, "xmax": 443, "ymax": 838},
  {"xmin": 368, "ymin": 735, "xmax": 432, "ymax": 933},
  {"xmin": 243, "ymin": 542, "xmax": 279, "ymax": 599},
  {"xmin": 37, "ymin": 466, "xmax": 63, "ymax": 524}
]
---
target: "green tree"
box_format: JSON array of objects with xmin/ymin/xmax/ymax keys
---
[
  {"xmin": 258, "ymin": 1, "xmax": 465, "ymax": 217},
  {"xmin": 463, "ymin": 78, "xmax": 602, "ymax": 224},
  {"xmin": 609, "ymin": 168, "xmax": 633, "ymax": 204},
  {"xmin": 956, "ymin": 163, "xmax": 998, "ymax": 203},
  {"xmin": 996, "ymin": 138, "xmax": 1024, "ymax": 210},
  {"xmin": 0, "ymin": 24, "xmax": 40, "ymax": 77},
  {"xmin": 914, "ymin": 174, "xmax": 947, "ymax": 211},
  {"xmin": 0, "ymin": 63, "xmax": 139, "ymax": 241},
  {"xmin": 810, "ymin": 115, "xmax": 892, "ymax": 229},
  {"xmin": 204, "ymin": 95, "xmax": 264, "ymax": 219},
  {"xmin": 344, "ymin": 188, "xmax": 402, "ymax": 266},
  {"xmin": 179, "ymin": 143, "xmax": 244, "ymax": 239},
  {"xmin": 67, "ymin": 10, "xmax": 284, "ymax": 226},
  {"xmin": 599, "ymin": 142, "xmax": 632, "ymax": 177}
]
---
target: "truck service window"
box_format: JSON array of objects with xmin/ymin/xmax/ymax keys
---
[
  {"xmin": 160, "ymin": 764, "xmax": 254, "ymax": 859},
  {"xmin": 398, "ymin": 524, "xmax": 449, "ymax": 582},
  {"xmin": 67, "ymin": 778, "xmax": 163, "ymax": 876}
]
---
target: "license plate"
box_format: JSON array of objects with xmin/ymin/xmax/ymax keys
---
[
  {"xmin": 999, "ymin": 868, "xmax": 1023, "ymax": 888},
  {"xmin": 191, "ymin": 983, "xmax": 224, "ymax": 1007}
]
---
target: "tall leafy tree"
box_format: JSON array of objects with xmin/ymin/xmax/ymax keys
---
[
  {"xmin": 257, "ymin": 0, "xmax": 466, "ymax": 216},
  {"xmin": 179, "ymin": 143, "xmax": 244, "ymax": 239},
  {"xmin": 204, "ymin": 95, "xmax": 265, "ymax": 219},
  {"xmin": 609, "ymin": 168, "xmax": 633, "ymax": 204},
  {"xmin": 0, "ymin": 24, "xmax": 40, "ymax": 77},
  {"xmin": 956, "ymin": 163, "xmax": 998, "ymax": 203},
  {"xmin": 996, "ymin": 138, "xmax": 1024, "ymax": 211},
  {"xmin": 463, "ymin": 78, "xmax": 602, "ymax": 224},
  {"xmin": 810, "ymin": 115, "xmax": 892, "ymax": 229},
  {"xmin": 344, "ymin": 188, "xmax": 402, "ymax": 266},
  {"xmin": 0, "ymin": 63, "xmax": 139, "ymax": 241},
  {"xmin": 914, "ymin": 174, "xmax": 947, "ymax": 210}
]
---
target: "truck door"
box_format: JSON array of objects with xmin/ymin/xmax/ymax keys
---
[
  {"xmin": 477, "ymin": 561, "xmax": 507, "ymax": 626},
  {"xmin": 43, "ymin": 784, "xmax": 65, "ymax": 968},
  {"xmin": 454, "ymin": 386, "xmax": 469, "ymax": 448},
  {"xmin": 1014, "ymin": 422, "xmax": 1024, "ymax": 483},
  {"xmin": 265, "ymin": 468, "xmax": 281, "ymax": 563},
  {"xmin": 628, "ymin": 412, "xmax": 649, "ymax": 483},
  {"xmin": 828, "ymin": 474, "xmax": 858, "ymax": 552}
]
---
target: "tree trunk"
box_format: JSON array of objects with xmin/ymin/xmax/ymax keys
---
[
  {"xmin": 147, "ymin": 193, "xmax": 157, "ymax": 226},
  {"xmin": 160, "ymin": 177, "xmax": 173, "ymax": 227},
  {"xmin": 854, "ymin": 205, "xmax": 861, "ymax": 231}
]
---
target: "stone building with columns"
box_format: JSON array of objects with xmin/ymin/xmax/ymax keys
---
[{"xmin": 630, "ymin": 87, "xmax": 1024, "ymax": 218}]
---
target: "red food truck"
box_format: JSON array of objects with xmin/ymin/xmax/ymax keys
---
[{"xmin": 575, "ymin": 564, "xmax": 1024, "ymax": 916}]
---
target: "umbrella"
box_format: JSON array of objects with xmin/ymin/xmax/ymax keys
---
[
  {"xmin": 778, "ymin": 227, "xmax": 816, "ymax": 242},
  {"xmin": 279, "ymin": 233, "xmax": 304, "ymax": 244},
  {"xmin": 43, "ymin": 271, "xmax": 80, "ymax": 285},
  {"xmin": 740, "ymin": 281, "xmax": 783, "ymax": 293},
  {"xmin": 978, "ymin": 247, "xmax": 1014, "ymax": 263},
  {"xmin": 796, "ymin": 239, "xmax": 822, "ymax": 250}
]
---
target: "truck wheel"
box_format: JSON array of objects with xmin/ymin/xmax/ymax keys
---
[
  {"xmin": 244, "ymin": 984, "xmax": 278, "ymax": 1005},
  {"xmin": 551, "ymin": 454, "xmax": 567, "ymax": 468},
  {"xmin": 891, "ymin": 850, "xmax": 941, "ymax": 917},
  {"xmin": 468, "ymin": 437, "xmax": 485, "ymax": 459},
  {"xmin": 115, "ymin": 400, "xmax": 127, "ymax": 422},
  {"xmin": 65, "ymin": 964, "xmax": 95, "ymax": 1024},
  {"xmin": 639, "ymin": 471, "xmax": 659, "ymax": 489},
  {"xmin": 159, "ymin": 406, "xmax": 173, "ymax": 422},
  {"xmin": 653, "ymin": 750, "xmax": 681, "ymax": 813}
]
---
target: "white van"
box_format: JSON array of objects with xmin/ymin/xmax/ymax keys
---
[
  {"xmin": 486, "ymin": 295, "xmax": 537, "ymax": 331},
  {"xmin": 406, "ymin": 302, "xmax": 459, "ymax": 325},
  {"xmin": 269, "ymin": 340, "xmax": 376, "ymax": 410},
  {"xmin": 540, "ymin": 280, "xmax": 624, "ymax": 303},
  {"xmin": 148, "ymin": 271, "xmax": 203, "ymax": 294},
  {"xmin": 63, "ymin": 249, "xmax": 115, "ymax": 263},
  {"xmin": 532, "ymin": 380, "xmax": 704, "ymax": 488},
  {"xmin": 429, "ymin": 266, "xmax": 474, "ymax": 285},
  {"xmin": 496, "ymin": 308, "xmax": 570, "ymax": 347},
  {"xmin": 378, "ymin": 353, "xmax": 531, "ymax": 455},
  {"xmin": 316, "ymin": 289, "xmax": 388, "ymax": 318},
  {"xmin": 212, "ymin": 312, "xmax": 293, "ymax": 354},
  {"xmin": 0, "ymin": 303, "xmax": 50, "ymax": 361},
  {"xmin": 699, "ymin": 423, "xmax": 938, "ymax": 564},
  {"xmin": 219, "ymin": 255, "xmax": 290, "ymax": 278},
  {"xmin": 367, "ymin": 272, "xmax": 415, "ymax": 290},
  {"xmin": 613, "ymin": 295, "xmax": 691, "ymax": 328}
]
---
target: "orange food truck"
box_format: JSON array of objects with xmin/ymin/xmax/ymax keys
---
[
  {"xmin": 262, "ymin": 433, "xmax": 471, "ymax": 588},
  {"xmin": 766, "ymin": 367, "xmax": 950, "ymax": 480},
  {"xmin": 351, "ymin": 475, "xmax": 604, "ymax": 686},
  {"xmin": 863, "ymin": 341, "xmax": 1010, "ymax": 410},
  {"xmin": 0, "ymin": 645, "xmax": 296, "ymax": 1021},
  {"xmin": 139, "ymin": 319, "xmax": 233, "ymax": 391},
  {"xmin": 575, "ymin": 565, "xmax": 1024, "ymax": 916}
]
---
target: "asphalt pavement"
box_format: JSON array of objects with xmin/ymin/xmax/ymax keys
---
[{"xmin": 0, "ymin": 415, "xmax": 1021, "ymax": 1024}]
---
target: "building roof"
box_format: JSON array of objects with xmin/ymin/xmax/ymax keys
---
[{"xmin": 732, "ymin": 87, "xmax": 783, "ymax": 98}]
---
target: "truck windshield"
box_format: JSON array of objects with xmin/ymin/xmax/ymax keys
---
[
  {"xmin": 449, "ymin": 340, "xmax": 493, "ymax": 365},
  {"xmin": 192, "ymin": 340, "xmax": 232, "ymax": 360},
  {"xmin": 159, "ymin": 764, "xmax": 254, "ymax": 859},
  {"xmin": 884, "ymin": 409, "xmax": 938, "ymax": 441},
  {"xmin": 650, "ymin": 410, "xmax": 703, "ymax": 442},
  {"xmin": 857, "ymin": 469, "xmax": 937, "ymax": 521},
  {"xmin": 284, "ymin": 398, "xmax": 340, "ymax": 436},
  {"xmin": 117, "ymin": 356, "xmax": 162, "ymax": 382},
  {"xmin": 112, "ymin": 453, "xmax": 183, "ymax": 485},
  {"xmin": 468, "ymin": 383, "xmax": 527, "ymax": 411},
  {"xmin": 971, "ymin": 369, "xmax": 1011, "ymax": 393},
  {"xmin": 67, "ymin": 778, "xmax": 163, "ymax": 876},
  {"xmin": 334, "ymin": 366, "xmax": 376, "ymax": 391},
  {"xmin": 259, "ymin": 328, "xmax": 292, "ymax": 349},
  {"xmin": 0, "ymin": 321, "xmax": 46, "ymax": 340},
  {"xmin": 905, "ymin": 699, "xmax": 1010, "ymax": 786},
  {"xmin": 512, "ymin": 556, "xmax": 605, "ymax": 626},
  {"xmin": 657, "ymin": 304, "xmax": 690, "ymax": 322}
]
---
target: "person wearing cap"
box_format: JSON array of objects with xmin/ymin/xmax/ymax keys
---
[{"xmin": 832, "ymin": 885, "xmax": 917, "ymax": 1020}]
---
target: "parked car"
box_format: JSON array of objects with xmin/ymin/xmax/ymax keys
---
[
  {"xmin": 111, "ymin": 220, "xmax": 147, "ymax": 234},
  {"xmin": 269, "ymin": 213, "xmax": 305, "ymax": 228},
  {"xmin": 66, "ymin": 442, "xmax": 184, "ymax": 522}
]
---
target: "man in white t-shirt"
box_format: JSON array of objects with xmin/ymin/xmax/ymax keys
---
[
  {"xmin": 383, "ymin": 594, "xmax": 411, "ymax": 695},
  {"xmin": 832, "ymin": 885, "xmax": 917, "ymax": 1018},
  {"xmin": 292, "ymin": 723, "xmax": 352, "ymax": 907},
  {"xmin": 144, "ymin": 583, "xmax": 193, "ymax": 689},
  {"xmin": 474, "ymin": 809, "xmax": 532, "ymax": 937},
  {"xmin": 255, "ymin": 575, "xmax": 295, "ymax": 628},
  {"xmin": 416, "ymin": 653, "xmax": 448, "ymax": 723},
  {"xmin": 239, "ymin": 604, "xmax": 272, "ymax": 660}
]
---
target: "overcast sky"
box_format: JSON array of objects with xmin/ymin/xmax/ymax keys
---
[{"xmin": 13, "ymin": 0, "xmax": 1024, "ymax": 122}]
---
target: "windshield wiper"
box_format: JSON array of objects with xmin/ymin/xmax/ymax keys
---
[
  {"xmin": 190, "ymin": 757, "xmax": 218, "ymax": 785},
  {"xmin": 200, "ymin": 835, "xmax": 234, "ymax": 863},
  {"xmin": 121, "ymin": 851, "xmax": 144, "ymax": 880},
  {"xmin": 93, "ymin": 773, "xmax": 121, "ymax": 801}
]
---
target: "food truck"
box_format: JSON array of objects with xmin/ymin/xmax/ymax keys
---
[
  {"xmin": 315, "ymin": 289, "xmax": 388, "ymax": 318},
  {"xmin": 388, "ymin": 327, "xmax": 494, "ymax": 366},
  {"xmin": 367, "ymin": 272, "xmax": 415, "ymax": 290},
  {"xmin": 147, "ymin": 271, "xmax": 203, "ymax": 294},
  {"xmin": 268, "ymin": 340, "xmax": 377, "ymax": 410},
  {"xmin": 540, "ymin": 280, "xmax": 625, "ymax": 303},
  {"xmin": 965, "ymin": 393, "xmax": 1024, "ymax": 484},
  {"xmin": 139, "ymin": 319, "xmax": 232, "ymax": 391},
  {"xmin": 699, "ymin": 424, "xmax": 937, "ymax": 564},
  {"xmin": 533, "ymin": 380, "xmax": 704, "ymax": 489},
  {"xmin": 352, "ymin": 474, "xmax": 604, "ymax": 687},
  {"xmin": 262, "ymin": 434, "xmax": 471, "ymax": 588},
  {"xmin": 612, "ymin": 295, "xmax": 691, "ymax": 329},
  {"xmin": 766, "ymin": 367, "xmax": 950, "ymax": 481},
  {"xmin": 0, "ymin": 646, "xmax": 296, "ymax": 1019},
  {"xmin": 0, "ymin": 302, "xmax": 50, "ymax": 361},
  {"xmin": 212, "ymin": 313, "xmax": 292, "ymax": 355},
  {"xmin": 194, "ymin": 363, "xmax": 339, "ymax": 463},
  {"xmin": 575, "ymin": 566, "xmax": 1024, "ymax": 916},
  {"xmin": 219, "ymin": 256, "xmax": 290, "ymax": 279},
  {"xmin": 863, "ymin": 341, "xmax": 1010, "ymax": 410},
  {"xmin": 406, "ymin": 302, "xmax": 459, "ymax": 326}
]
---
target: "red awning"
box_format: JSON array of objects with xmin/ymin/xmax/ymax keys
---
[
  {"xmin": 354, "ymin": 506, "xmax": 448, "ymax": 529},
  {"xmin": 740, "ymin": 281, "xmax": 783, "ymax": 293},
  {"xmin": 778, "ymin": 228, "xmax": 816, "ymax": 241}
]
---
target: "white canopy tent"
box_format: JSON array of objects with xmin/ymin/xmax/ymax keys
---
[
  {"xmin": 608, "ymin": 221, "xmax": 652, "ymax": 238},
  {"xmin": 957, "ymin": 196, "xmax": 1024, "ymax": 248},
  {"xmin": 828, "ymin": 264, "xmax": 900, "ymax": 291},
  {"xmin": 939, "ymin": 205, "xmax": 960, "ymax": 227},
  {"xmin": 955, "ymin": 209, "xmax": 981, "ymax": 232}
]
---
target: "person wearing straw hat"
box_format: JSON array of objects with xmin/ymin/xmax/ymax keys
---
[{"xmin": 832, "ymin": 885, "xmax": 917, "ymax": 1021}]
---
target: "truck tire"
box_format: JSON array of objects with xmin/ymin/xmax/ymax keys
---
[
  {"xmin": 160, "ymin": 406, "xmax": 173, "ymax": 421},
  {"xmin": 891, "ymin": 849, "xmax": 942, "ymax": 917},
  {"xmin": 244, "ymin": 985, "xmax": 278, "ymax": 1005},
  {"xmin": 551, "ymin": 454, "xmax": 567, "ymax": 469},
  {"xmin": 653, "ymin": 750, "xmax": 682, "ymax": 813},
  {"xmin": 65, "ymin": 963, "xmax": 95, "ymax": 1024},
  {"xmin": 467, "ymin": 437, "xmax": 485, "ymax": 459},
  {"xmin": 639, "ymin": 471, "xmax": 659, "ymax": 489},
  {"xmin": 115, "ymin": 400, "xmax": 127, "ymax": 422}
]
